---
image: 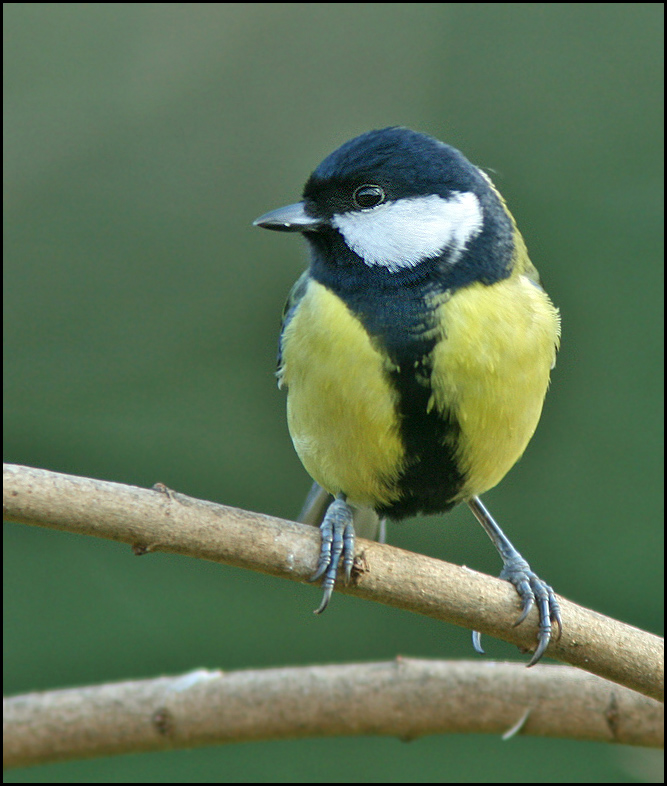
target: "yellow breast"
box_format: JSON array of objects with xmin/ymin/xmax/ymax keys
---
[
  {"xmin": 280, "ymin": 279, "xmax": 405, "ymax": 508},
  {"xmin": 429, "ymin": 274, "xmax": 560, "ymax": 499},
  {"xmin": 280, "ymin": 270, "xmax": 560, "ymax": 512}
]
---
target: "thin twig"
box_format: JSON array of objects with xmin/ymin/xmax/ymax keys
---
[
  {"xmin": 3, "ymin": 463, "xmax": 664, "ymax": 702},
  {"xmin": 3, "ymin": 660, "xmax": 663, "ymax": 768}
]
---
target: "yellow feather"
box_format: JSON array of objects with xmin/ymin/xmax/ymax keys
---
[
  {"xmin": 281, "ymin": 279, "xmax": 404, "ymax": 508},
  {"xmin": 429, "ymin": 271, "xmax": 560, "ymax": 498}
]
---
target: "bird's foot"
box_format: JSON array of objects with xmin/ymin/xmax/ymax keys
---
[
  {"xmin": 308, "ymin": 496, "xmax": 355, "ymax": 614},
  {"xmin": 472, "ymin": 556, "xmax": 562, "ymax": 666}
]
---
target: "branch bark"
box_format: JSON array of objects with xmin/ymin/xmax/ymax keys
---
[
  {"xmin": 3, "ymin": 464, "xmax": 664, "ymax": 703},
  {"xmin": 3, "ymin": 660, "xmax": 663, "ymax": 768}
]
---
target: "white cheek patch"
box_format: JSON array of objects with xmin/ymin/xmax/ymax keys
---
[{"xmin": 331, "ymin": 192, "xmax": 483, "ymax": 272}]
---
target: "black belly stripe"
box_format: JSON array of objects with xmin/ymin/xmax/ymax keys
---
[
  {"xmin": 377, "ymin": 327, "xmax": 465, "ymax": 520},
  {"xmin": 346, "ymin": 287, "xmax": 466, "ymax": 520},
  {"xmin": 308, "ymin": 246, "xmax": 471, "ymax": 519}
]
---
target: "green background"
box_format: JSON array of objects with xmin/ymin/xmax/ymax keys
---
[{"xmin": 4, "ymin": 3, "xmax": 663, "ymax": 782}]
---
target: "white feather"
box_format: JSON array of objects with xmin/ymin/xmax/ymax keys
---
[{"xmin": 332, "ymin": 192, "xmax": 483, "ymax": 272}]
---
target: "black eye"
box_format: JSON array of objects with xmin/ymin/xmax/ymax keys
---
[{"xmin": 352, "ymin": 184, "xmax": 385, "ymax": 209}]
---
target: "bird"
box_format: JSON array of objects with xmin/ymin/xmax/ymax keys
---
[{"xmin": 253, "ymin": 127, "xmax": 561, "ymax": 665}]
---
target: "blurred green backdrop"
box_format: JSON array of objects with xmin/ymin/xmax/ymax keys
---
[{"xmin": 4, "ymin": 3, "xmax": 663, "ymax": 783}]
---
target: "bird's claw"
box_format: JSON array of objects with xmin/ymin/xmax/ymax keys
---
[
  {"xmin": 308, "ymin": 497, "xmax": 355, "ymax": 614},
  {"xmin": 474, "ymin": 557, "xmax": 561, "ymax": 666}
]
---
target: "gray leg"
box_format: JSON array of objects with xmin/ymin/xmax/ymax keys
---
[
  {"xmin": 467, "ymin": 495, "xmax": 561, "ymax": 666},
  {"xmin": 309, "ymin": 494, "xmax": 355, "ymax": 614}
]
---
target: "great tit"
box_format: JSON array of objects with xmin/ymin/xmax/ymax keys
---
[{"xmin": 254, "ymin": 127, "xmax": 561, "ymax": 665}]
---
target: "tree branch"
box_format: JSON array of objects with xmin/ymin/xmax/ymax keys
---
[
  {"xmin": 3, "ymin": 660, "xmax": 663, "ymax": 768},
  {"xmin": 3, "ymin": 464, "xmax": 664, "ymax": 703}
]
